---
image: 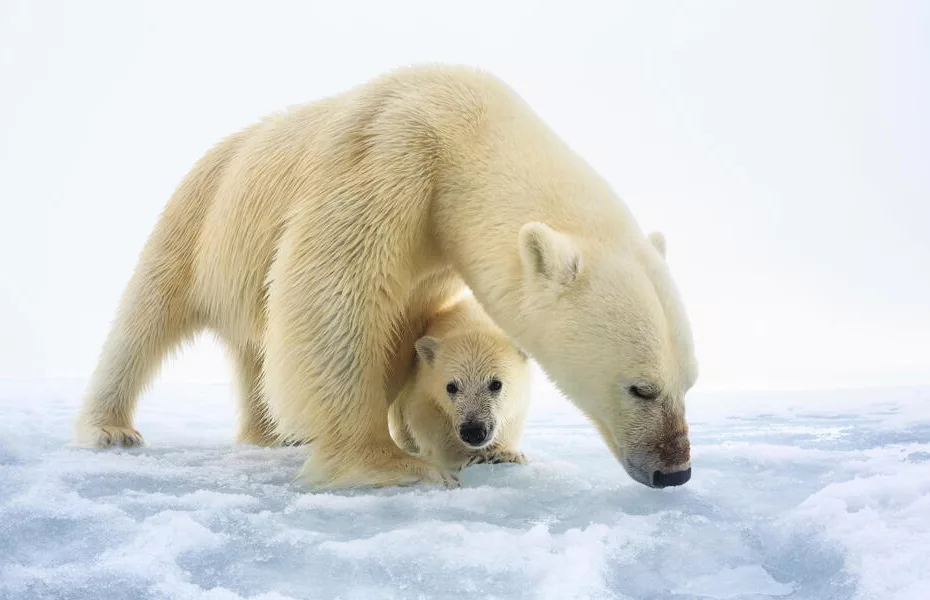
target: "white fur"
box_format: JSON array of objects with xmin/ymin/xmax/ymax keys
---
[
  {"xmin": 74, "ymin": 64, "xmax": 697, "ymax": 489},
  {"xmin": 388, "ymin": 294, "xmax": 530, "ymax": 471}
]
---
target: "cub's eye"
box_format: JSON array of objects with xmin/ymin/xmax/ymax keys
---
[
  {"xmin": 629, "ymin": 384, "xmax": 659, "ymax": 400},
  {"xmin": 488, "ymin": 378, "xmax": 503, "ymax": 392},
  {"xmin": 446, "ymin": 382, "xmax": 459, "ymax": 395}
]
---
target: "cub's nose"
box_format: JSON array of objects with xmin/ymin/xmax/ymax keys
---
[{"xmin": 459, "ymin": 422, "xmax": 489, "ymax": 447}]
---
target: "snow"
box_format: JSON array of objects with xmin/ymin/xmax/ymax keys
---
[{"xmin": 1, "ymin": 376, "xmax": 929, "ymax": 600}]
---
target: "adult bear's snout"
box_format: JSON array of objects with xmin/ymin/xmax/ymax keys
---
[{"xmin": 652, "ymin": 467, "xmax": 692, "ymax": 488}]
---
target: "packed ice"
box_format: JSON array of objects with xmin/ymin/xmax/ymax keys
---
[{"xmin": 1, "ymin": 373, "xmax": 928, "ymax": 599}]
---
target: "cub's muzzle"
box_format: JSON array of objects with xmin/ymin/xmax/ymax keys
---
[{"xmin": 459, "ymin": 421, "xmax": 490, "ymax": 447}]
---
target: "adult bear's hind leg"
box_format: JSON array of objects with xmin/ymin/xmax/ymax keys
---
[{"xmin": 74, "ymin": 244, "xmax": 197, "ymax": 448}]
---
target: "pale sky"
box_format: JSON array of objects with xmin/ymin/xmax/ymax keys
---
[{"xmin": 1, "ymin": 0, "xmax": 928, "ymax": 392}]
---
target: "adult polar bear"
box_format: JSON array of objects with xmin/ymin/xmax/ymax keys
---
[{"xmin": 75, "ymin": 64, "xmax": 698, "ymax": 490}]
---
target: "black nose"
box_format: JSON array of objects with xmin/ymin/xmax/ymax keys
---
[
  {"xmin": 652, "ymin": 467, "xmax": 691, "ymax": 488},
  {"xmin": 459, "ymin": 422, "xmax": 489, "ymax": 446}
]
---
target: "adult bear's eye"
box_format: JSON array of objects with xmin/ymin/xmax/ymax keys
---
[
  {"xmin": 488, "ymin": 378, "xmax": 502, "ymax": 392},
  {"xmin": 446, "ymin": 382, "xmax": 458, "ymax": 395},
  {"xmin": 629, "ymin": 384, "xmax": 659, "ymax": 400}
]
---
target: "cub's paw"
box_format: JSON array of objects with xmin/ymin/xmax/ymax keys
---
[
  {"xmin": 75, "ymin": 425, "xmax": 145, "ymax": 449},
  {"xmin": 468, "ymin": 447, "xmax": 527, "ymax": 467}
]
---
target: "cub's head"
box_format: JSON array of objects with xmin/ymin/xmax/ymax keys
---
[
  {"xmin": 516, "ymin": 221, "xmax": 698, "ymax": 488},
  {"xmin": 414, "ymin": 330, "xmax": 528, "ymax": 450}
]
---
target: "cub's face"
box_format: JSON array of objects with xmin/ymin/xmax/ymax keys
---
[
  {"xmin": 517, "ymin": 222, "xmax": 698, "ymax": 488},
  {"xmin": 414, "ymin": 332, "xmax": 526, "ymax": 450}
]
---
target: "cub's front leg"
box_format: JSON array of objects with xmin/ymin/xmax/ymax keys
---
[{"xmin": 466, "ymin": 443, "xmax": 528, "ymax": 467}]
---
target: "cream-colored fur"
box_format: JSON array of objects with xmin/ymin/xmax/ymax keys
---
[
  {"xmin": 74, "ymin": 64, "xmax": 697, "ymax": 490},
  {"xmin": 388, "ymin": 293, "xmax": 530, "ymax": 471}
]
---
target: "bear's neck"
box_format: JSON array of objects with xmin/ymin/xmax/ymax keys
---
[{"xmin": 430, "ymin": 100, "xmax": 634, "ymax": 348}]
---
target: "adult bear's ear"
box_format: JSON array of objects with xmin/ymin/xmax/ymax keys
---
[
  {"xmin": 414, "ymin": 336, "xmax": 440, "ymax": 366},
  {"xmin": 648, "ymin": 231, "xmax": 666, "ymax": 259},
  {"xmin": 518, "ymin": 222, "xmax": 582, "ymax": 287}
]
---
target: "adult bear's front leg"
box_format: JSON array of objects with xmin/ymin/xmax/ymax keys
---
[
  {"xmin": 299, "ymin": 430, "xmax": 460, "ymax": 489},
  {"xmin": 261, "ymin": 215, "xmax": 458, "ymax": 490}
]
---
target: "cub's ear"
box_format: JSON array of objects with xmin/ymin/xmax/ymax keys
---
[
  {"xmin": 648, "ymin": 231, "xmax": 666, "ymax": 259},
  {"xmin": 414, "ymin": 336, "xmax": 440, "ymax": 366},
  {"xmin": 518, "ymin": 222, "xmax": 582, "ymax": 287}
]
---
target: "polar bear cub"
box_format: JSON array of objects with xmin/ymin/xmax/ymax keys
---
[{"xmin": 389, "ymin": 294, "xmax": 530, "ymax": 471}]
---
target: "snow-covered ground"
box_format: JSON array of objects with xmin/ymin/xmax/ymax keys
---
[{"xmin": 1, "ymin": 373, "xmax": 928, "ymax": 600}]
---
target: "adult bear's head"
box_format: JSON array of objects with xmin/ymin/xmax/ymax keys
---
[{"xmin": 516, "ymin": 222, "xmax": 698, "ymax": 488}]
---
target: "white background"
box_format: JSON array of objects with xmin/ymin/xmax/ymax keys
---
[{"xmin": 2, "ymin": 0, "xmax": 928, "ymax": 392}]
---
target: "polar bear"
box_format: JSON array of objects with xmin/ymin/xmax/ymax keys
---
[
  {"xmin": 74, "ymin": 64, "xmax": 697, "ymax": 490},
  {"xmin": 388, "ymin": 293, "xmax": 530, "ymax": 471}
]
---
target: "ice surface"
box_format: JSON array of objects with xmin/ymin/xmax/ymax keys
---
[{"xmin": 1, "ymin": 376, "xmax": 928, "ymax": 600}]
